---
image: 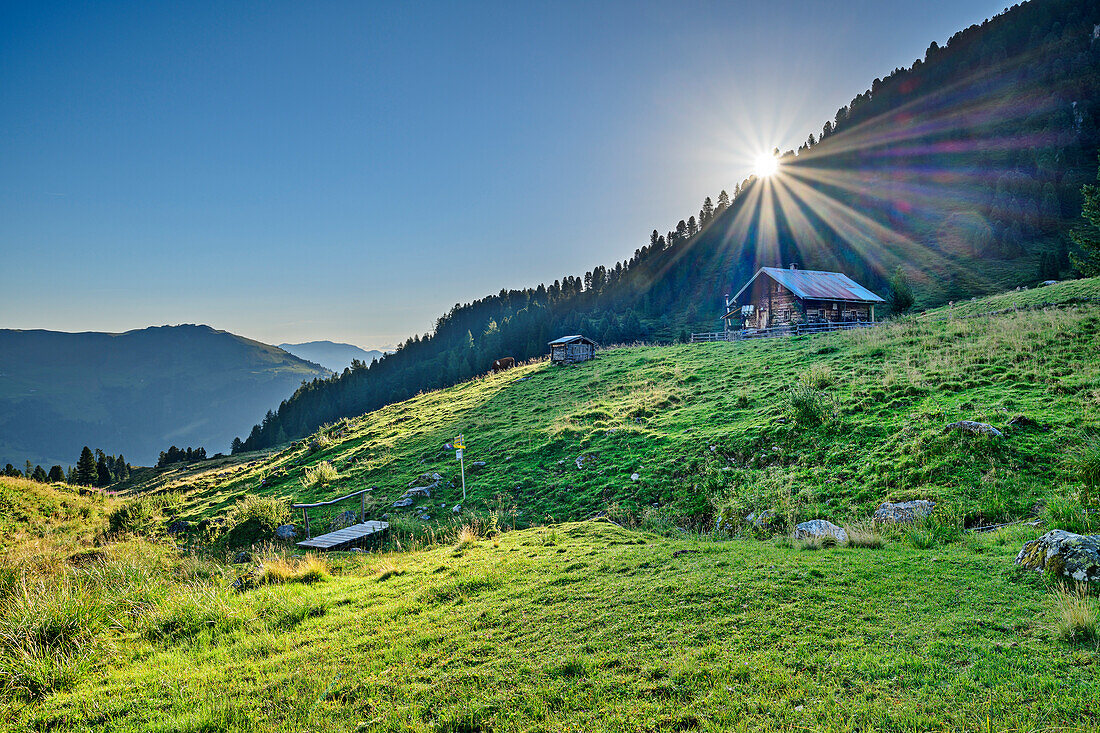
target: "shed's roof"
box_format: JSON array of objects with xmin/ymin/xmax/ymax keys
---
[
  {"xmin": 548, "ymin": 335, "xmax": 597, "ymax": 346},
  {"xmin": 733, "ymin": 267, "xmax": 885, "ymax": 304}
]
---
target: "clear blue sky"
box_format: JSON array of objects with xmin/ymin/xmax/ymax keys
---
[{"xmin": 1, "ymin": 0, "xmax": 1007, "ymax": 349}]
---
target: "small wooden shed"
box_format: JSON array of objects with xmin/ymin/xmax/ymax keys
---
[
  {"xmin": 724, "ymin": 265, "xmax": 884, "ymax": 332},
  {"xmin": 548, "ymin": 335, "xmax": 597, "ymax": 364}
]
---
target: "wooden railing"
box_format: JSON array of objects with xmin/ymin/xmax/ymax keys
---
[
  {"xmin": 691, "ymin": 320, "xmax": 882, "ymax": 343},
  {"xmin": 292, "ymin": 488, "xmax": 372, "ymax": 539}
]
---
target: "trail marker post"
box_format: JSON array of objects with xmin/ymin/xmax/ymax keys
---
[{"xmin": 455, "ymin": 434, "xmax": 466, "ymax": 501}]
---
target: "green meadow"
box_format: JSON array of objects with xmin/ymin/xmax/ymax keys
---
[{"xmin": 4, "ymin": 279, "xmax": 1100, "ymax": 732}]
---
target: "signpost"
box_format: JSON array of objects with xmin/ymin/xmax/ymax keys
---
[{"xmin": 455, "ymin": 434, "xmax": 466, "ymax": 501}]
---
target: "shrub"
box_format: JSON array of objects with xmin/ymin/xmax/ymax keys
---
[
  {"xmin": 1049, "ymin": 583, "xmax": 1097, "ymax": 644},
  {"xmin": 223, "ymin": 496, "xmax": 290, "ymax": 549},
  {"xmin": 108, "ymin": 492, "xmax": 181, "ymax": 536},
  {"xmin": 301, "ymin": 461, "xmax": 339, "ymax": 490}
]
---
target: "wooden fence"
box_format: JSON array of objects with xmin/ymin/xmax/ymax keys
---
[{"xmin": 690, "ymin": 320, "xmax": 882, "ymax": 343}]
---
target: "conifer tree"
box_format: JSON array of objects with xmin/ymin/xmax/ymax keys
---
[
  {"xmin": 95, "ymin": 456, "xmax": 111, "ymax": 487},
  {"xmin": 48, "ymin": 465, "xmax": 64, "ymax": 482},
  {"xmin": 31, "ymin": 465, "xmax": 48, "ymax": 482},
  {"xmin": 75, "ymin": 446, "xmax": 97, "ymax": 486},
  {"xmin": 1070, "ymin": 153, "xmax": 1100, "ymax": 276}
]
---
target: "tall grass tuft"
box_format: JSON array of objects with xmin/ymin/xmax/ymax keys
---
[
  {"xmin": 0, "ymin": 576, "xmax": 114, "ymax": 700},
  {"xmin": 1069, "ymin": 435, "xmax": 1100, "ymax": 509},
  {"xmin": 301, "ymin": 461, "xmax": 339, "ymax": 490},
  {"xmin": 787, "ymin": 383, "xmax": 835, "ymax": 426},
  {"xmin": 844, "ymin": 521, "xmax": 883, "ymax": 549},
  {"xmin": 1049, "ymin": 583, "xmax": 1098, "ymax": 644},
  {"xmin": 250, "ymin": 554, "xmax": 332, "ymax": 588}
]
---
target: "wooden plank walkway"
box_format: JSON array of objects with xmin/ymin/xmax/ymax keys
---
[{"xmin": 296, "ymin": 520, "xmax": 389, "ymax": 551}]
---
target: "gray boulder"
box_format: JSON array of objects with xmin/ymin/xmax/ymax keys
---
[
  {"xmin": 330, "ymin": 510, "xmax": 358, "ymax": 530},
  {"xmin": 392, "ymin": 497, "xmax": 415, "ymax": 508},
  {"xmin": 793, "ymin": 520, "xmax": 848, "ymax": 544},
  {"xmin": 1015, "ymin": 530, "xmax": 1100, "ymax": 582},
  {"xmin": 167, "ymin": 520, "xmax": 191, "ymax": 535},
  {"xmin": 470, "ymin": 461, "xmax": 487, "ymax": 469},
  {"xmin": 274, "ymin": 524, "xmax": 298, "ymax": 541},
  {"xmin": 873, "ymin": 500, "xmax": 935, "ymax": 524},
  {"xmin": 945, "ymin": 421, "xmax": 1004, "ymax": 438},
  {"xmin": 631, "ymin": 473, "xmax": 640, "ymax": 482},
  {"xmin": 453, "ymin": 504, "xmax": 462, "ymax": 514},
  {"xmin": 412, "ymin": 472, "xmax": 443, "ymax": 486},
  {"xmin": 403, "ymin": 486, "xmax": 431, "ymax": 499}
]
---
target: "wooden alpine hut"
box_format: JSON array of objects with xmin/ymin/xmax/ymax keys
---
[
  {"xmin": 548, "ymin": 335, "xmax": 597, "ymax": 364},
  {"xmin": 723, "ymin": 265, "xmax": 885, "ymax": 334}
]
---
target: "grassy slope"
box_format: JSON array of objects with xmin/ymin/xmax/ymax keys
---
[
  {"xmin": 0, "ymin": 476, "xmax": 108, "ymax": 567},
  {"xmin": 12, "ymin": 521, "xmax": 1099, "ymax": 732},
  {"xmin": 6, "ymin": 282, "xmax": 1100, "ymax": 731},
  {"xmin": 139, "ymin": 278, "xmax": 1100, "ymax": 533}
]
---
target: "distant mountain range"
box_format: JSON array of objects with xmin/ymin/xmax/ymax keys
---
[
  {"xmin": 0, "ymin": 325, "xmax": 330, "ymax": 467},
  {"xmin": 277, "ymin": 341, "xmax": 384, "ymax": 373}
]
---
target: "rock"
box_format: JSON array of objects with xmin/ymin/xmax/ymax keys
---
[
  {"xmin": 381, "ymin": 513, "xmax": 390, "ymax": 520},
  {"xmin": 442, "ymin": 443, "xmax": 454, "ymax": 451},
  {"xmin": 167, "ymin": 520, "xmax": 190, "ymax": 535},
  {"xmin": 1040, "ymin": 280, "xmax": 1059, "ymax": 286},
  {"xmin": 792, "ymin": 520, "xmax": 848, "ymax": 545},
  {"xmin": 233, "ymin": 551, "xmax": 253, "ymax": 564},
  {"xmin": 349, "ymin": 547, "xmax": 366, "ymax": 554},
  {"xmin": 330, "ymin": 510, "xmax": 358, "ymax": 530},
  {"xmin": 392, "ymin": 497, "xmax": 415, "ymax": 508},
  {"xmin": 274, "ymin": 524, "xmax": 298, "ymax": 541},
  {"xmin": 1015, "ymin": 530, "xmax": 1100, "ymax": 582},
  {"xmin": 575, "ymin": 455, "xmax": 586, "ymax": 469},
  {"xmin": 403, "ymin": 486, "xmax": 431, "ymax": 499},
  {"xmin": 945, "ymin": 420, "xmax": 1004, "ymax": 438},
  {"xmin": 1007, "ymin": 415, "xmax": 1043, "ymax": 429},
  {"xmin": 470, "ymin": 461, "xmax": 487, "ymax": 468},
  {"xmin": 411, "ymin": 472, "xmax": 443, "ymax": 486},
  {"xmin": 746, "ymin": 510, "xmax": 776, "ymax": 528},
  {"xmin": 872, "ymin": 500, "xmax": 935, "ymax": 524},
  {"xmin": 453, "ymin": 504, "xmax": 462, "ymax": 514},
  {"xmin": 631, "ymin": 472, "xmax": 640, "ymax": 482}
]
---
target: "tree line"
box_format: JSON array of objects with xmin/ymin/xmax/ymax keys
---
[{"xmin": 3, "ymin": 447, "xmax": 131, "ymax": 487}]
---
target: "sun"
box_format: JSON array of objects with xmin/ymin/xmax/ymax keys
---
[{"xmin": 753, "ymin": 152, "xmax": 779, "ymax": 177}]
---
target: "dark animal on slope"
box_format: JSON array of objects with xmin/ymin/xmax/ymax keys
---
[{"xmin": 492, "ymin": 357, "xmax": 516, "ymax": 373}]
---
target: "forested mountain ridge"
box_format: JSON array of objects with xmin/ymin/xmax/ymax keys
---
[
  {"xmin": 236, "ymin": 0, "xmax": 1100, "ymax": 453},
  {"xmin": 0, "ymin": 325, "xmax": 329, "ymax": 466}
]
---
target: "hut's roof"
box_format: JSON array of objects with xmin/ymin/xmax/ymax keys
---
[
  {"xmin": 548, "ymin": 335, "xmax": 597, "ymax": 346},
  {"xmin": 733, "ymin": 267, "xmax": 885, "ymax": 305}
]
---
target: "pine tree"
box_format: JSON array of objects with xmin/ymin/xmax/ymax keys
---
[
  {"xmin": 95, "ymin": 456, "xmax": 111, "ymax": 487},
  {"xmin": 717, "ymin": 190, "xmax": 730, "ymax": 211},
  {"xmin": 1070, "ymin": 153, "xmax": 1100, "ymax": 276},
  {"xmin": 75, "ymin": 446, "xmax": 97, "ymax": 486},
  {"xmin": 231, "ymin": 437, "xmax": 243, "ymax": 455},
  {"xmin": 48, "ymin": 465, "xmax": 64, "ymax": 482},
  {"xmin": 31, "ymin": 465, "xmax": 48, "ymax": 482}
]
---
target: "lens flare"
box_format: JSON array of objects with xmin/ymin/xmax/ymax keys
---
[{"xmin": 753, "ymin": 153, "xmax": 779, "ymax": 177}]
